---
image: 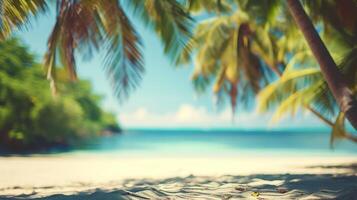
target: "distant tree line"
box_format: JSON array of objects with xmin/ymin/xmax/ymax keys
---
[{"xmin": 0, "ymin": 38, "xmax": 120, "ymax": 151}]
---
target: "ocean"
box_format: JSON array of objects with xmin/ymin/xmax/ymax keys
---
[{"xmin": 73, "ymin": 129, "xmax": 357, "ymax": 157}]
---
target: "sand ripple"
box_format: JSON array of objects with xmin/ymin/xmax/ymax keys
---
[{"xmin": 1, "ymin": 173, "xmax": 357, "ymax": 200}]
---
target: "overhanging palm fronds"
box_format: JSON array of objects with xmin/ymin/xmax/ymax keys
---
[
  {"xmin": 302, "ymin": 0, "xmax": 357, "ymax": 38},
  {"xmin": 128, "ymin": 0, "xmax": 193, "ymax": 63},
  {"xmin": 258, "ymin": 43, "xmax": 357, "ymax": 145},
  {"xmin": 0, "ymin": 0, "xmax": 47, "ymax": 39},
  {"xmin": 185, "ymin": 0, "xmax": 233, "ymax": 14},
  {"xmin": 237, "ymin": 0, "xmax": 280, "ymax": 25},
  {"xmin": 44, "ymin": 0, "xmax": 143, "ymax": 100},
  {"xmin": 257, "ymin": 68, "xmax": 322, "ymax": 115},
  {"xmin": 98, "ymin": 1, "xmax": 144, "ymax": 100},
  {"xmin": 1, "ymin": 0, "xmax": 194, "ymax": 102},
  {"xmin": 177, "ymin": 9, "xmax": 281, "ymax": 114}
]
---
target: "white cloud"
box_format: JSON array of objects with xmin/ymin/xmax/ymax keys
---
[
  {"xmin": 118, "ymin": 104, "xmax": 325, "ymax": 129},
  {"xmin": 119, "ymin": 104, "xmax": 217, "ymax": 128}
]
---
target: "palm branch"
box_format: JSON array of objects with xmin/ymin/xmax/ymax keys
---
[
  {"xmin": 0, "ymin": 0, "xmax": 47, "ymax": 39},
  {"xmin": 127, "ymin": 0, "xmax": 193, "ymax": 63},
  {"xmin": 1, "ymin": 0, "xmax": 193, "ymax": 102},
  {"xmin": 177, "ymin": 8, "xmax": 283, "ymax": 114},
  {"xmin": 258, "ymin": 41, "xmax": 357, "ymax": 145}
]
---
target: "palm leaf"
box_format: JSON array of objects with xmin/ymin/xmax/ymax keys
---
[
  {"xmin": 186, "ymin": 0, "xmax": 233, "ymax": 13},
  {"xmin": 44, "ymin": 0, "xmax": 144, "ymax": 101},
  {"xmin": 98, "ymin": 1, "xmax": 144, "ymax": 100},
  {"xmin": 330, "ymin": 112, "xmax": 347, "ymax": 148},
  {"xmin": 258, "ymin": 68, "xmax": 320, "ymax": 112},
  {"xmin": 128, "ymin": 0, "xmax": 193, "ymax": 63},
  {"xmin": 0, "ymin": 0, "xmax": 47, "ymax": 39}
]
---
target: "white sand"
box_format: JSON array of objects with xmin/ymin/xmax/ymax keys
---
[{"xmin": 0, "ymin": 153, "xmax": 356, "ymax": 199}]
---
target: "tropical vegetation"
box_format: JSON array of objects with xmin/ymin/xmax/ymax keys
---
[
  {"xmin": 0, "ymin": 38, "xmax": 119, "ymax": 151},
  {"xmin": 178, "ymin": 0, "xmax": 357, "ymax": 145},
  {"xmin": 0, "ymin": 0, "xmax": 192, "ymax": 100},
  {"xmin": 1, "ymin": 0, "xmax": 357, "ymax": 147}
]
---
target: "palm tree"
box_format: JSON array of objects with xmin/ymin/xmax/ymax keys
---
[
  {"xmin": 258, "ymin": 50, "xmax": 357, "ymax": 145},
  {"xmin": 286, "ymin": 0, "xmax": 357, "ymax": 129},
  {"xmin": 258, "ymin": 20, "xmax": 357, "ymax": 145},
  {"xmin": 0, "ymin": 0, "xmax": 193, "ymax": 101},
  {"xmin": 237, "ymin": 0, "xmax": 357, "ymax": 142},
  {"xmin": 177, "ymin": 1, "xmax": 287, "ymax": 114},
  {"xmin": 181, "ymin": 0, "xmax": 357, "ymax": 143}
]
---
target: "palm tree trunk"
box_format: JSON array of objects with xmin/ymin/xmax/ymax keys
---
[{"xmin": 286, "ymin": 0, "xmax": 357, "ymax": 130}]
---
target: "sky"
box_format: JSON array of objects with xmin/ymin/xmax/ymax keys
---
[{"xmin": 14, "ymin": 6, "xmax": 326, "ymax": 130}]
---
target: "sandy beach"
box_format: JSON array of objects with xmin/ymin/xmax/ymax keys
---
[{"xmin": 0, "ymin": 154, "xmax": 356, "ymax": 199}]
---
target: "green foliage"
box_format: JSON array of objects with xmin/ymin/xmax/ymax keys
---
[
  {"xmin": 0, "ymin": 0, "xmax": 193, "ymax": 102},
  {"xmin": 256, "ymin": 2, "xmax": 357, "ymax": 145},
  {"xmin": 0, "ymin": 38, "xmax": 120, "ymax": 151},
  {"xmin": 0, "ymin": 0, "xmax": 47, "ymax": 39},
  {"xmin": 185, "ymin": 0, "xmax": 233, "ymax": 14},
  {"xmin": 177, "ymin": 3, "xmax": 283, "ymax": 113},
  {"xmin": 182, "ymin": 0, "xmax": 357, "ymax": 144},
  {"xmin": 32, "ymin": 98, "xmax": 85, "ymax": 144}
]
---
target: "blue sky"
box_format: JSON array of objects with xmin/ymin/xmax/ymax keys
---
[{"xmin": 14, "ymin": 7, "xmax": 325, "ymax": 130}]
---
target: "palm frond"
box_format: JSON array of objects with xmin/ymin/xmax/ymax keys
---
[
  {"xmin": 98, "ymin": 1, "xmax": 144, "ymax": 100},
  {"xmin": 185, "ymin": 0, "xmax": 233, "ymax": 14},
  {"xmin": 330, "ymin": 112, "xmax": 347, "ymax": 148},
  {"xmin": 180, "ymin": 9, "xmax": 281, "ymax": 113},
  {"xmin": 44, "ymin": 0, "xmax": 144, "ymax": 101},
  {"xmin": 0, "ymin": 0, "xmax": 47, "ymax": 39},
  {"xmin": 45, "ymin": 0, "xmax": 98, "ymax": 93},
  {"xmin": 271, "ymin": 82, "xmax": 321, "ymax": 123},
  {"xmin": 257, "ymin": 68, "xmax": 321, "ymax": 116},
  {"xmin": 128, "ymin": 0, "xmax": 193, "ymax": 63},
  {"xmin": 237, "ymin": 0, "xmax": 280, "ymax": 25},
  {"xmin": 191, "ymin": 72, "xmax": 211, "ymax": 94}
]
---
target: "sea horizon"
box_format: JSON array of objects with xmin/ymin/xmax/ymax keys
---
[
  {"xmin": 124, "ymin": 126, "xmax": 332, "ymax": 132},
  {"xmin": 53, "ymin": 129, "xmax": 357, "ymax": 158}
]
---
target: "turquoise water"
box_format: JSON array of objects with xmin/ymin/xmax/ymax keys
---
[{"xmin": 74, "ymin": 129, "xmax": 357, "ymax": 156}]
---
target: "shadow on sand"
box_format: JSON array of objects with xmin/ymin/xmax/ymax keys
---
[{"xmin": 1, "ymin": 163, "xmax": 357, "ymax": 200}]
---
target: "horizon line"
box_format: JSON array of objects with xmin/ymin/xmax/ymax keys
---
[{"xmin": 123, "ymin": 126, "xmax": 330, "ymax": 132}]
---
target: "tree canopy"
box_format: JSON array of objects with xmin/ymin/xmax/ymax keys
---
[
  {"xmin": 179, "ymin": 0, "xmax": 357, "ymax": 144},
  {"xmin": 0, "ymin": 38, "xmax": 120, "ymax": 151},
  {"xmin": 0, "ymin": 0, "xmax": 193, "ymax": 101}
]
